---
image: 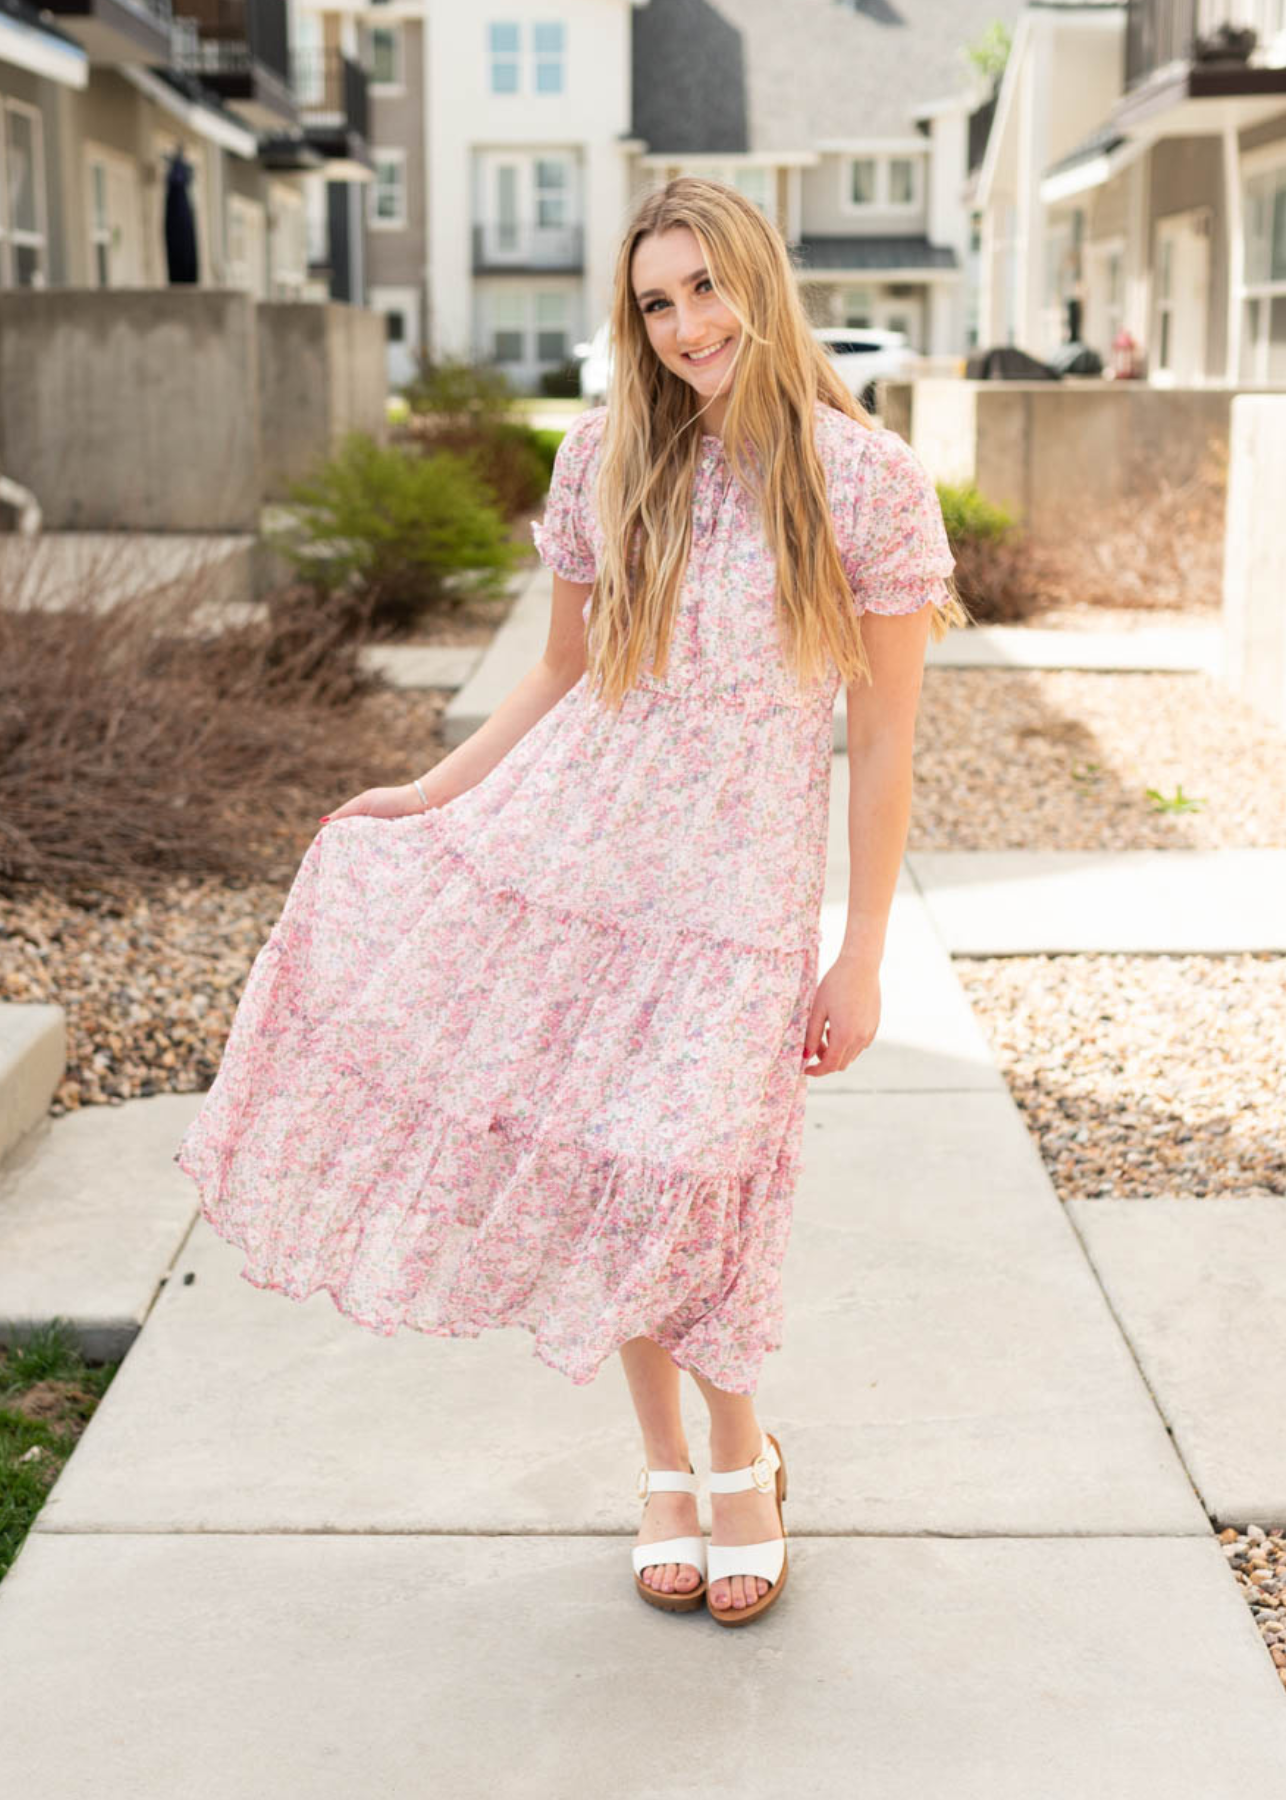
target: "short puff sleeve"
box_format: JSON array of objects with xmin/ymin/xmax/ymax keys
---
[
  {"xmin": 530, "ymin": 405, "xmax": 607, "ymax": 584},
  {"xmin": 846, "ymin": 428, "xmax": 955, "ymax": 616}
]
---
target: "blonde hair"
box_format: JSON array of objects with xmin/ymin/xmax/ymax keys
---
[{"xmin": 584, "ymin": 175, "xmax": 968, "ymax": 710}]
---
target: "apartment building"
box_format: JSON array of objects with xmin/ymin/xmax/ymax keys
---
[
  {"xmin": 358, "ymin": 0, "xmax": 426, "ymax": 385},
  {"xmin": 0, "ymin": 0, "xmax": 308, "ymax": 293},
  {"xmin": 976, "ymin": 0, "xmax": 1286, "ymax": 381},
  {"xmin": 422, "ymin": 0, "xmax": 639, "ymax": 390},
  {"xmin": 626, "ymin": 0, "xmax": 1023, "ymax": 361}
]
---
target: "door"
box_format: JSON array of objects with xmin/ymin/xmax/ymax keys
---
[
  {"xmin": 86, "ymin": 148, "xmax": 144, "ymax": 287},
  {"xmin": 1154, "ymin": 210, "xmax": 1211, "ymax": 383}
]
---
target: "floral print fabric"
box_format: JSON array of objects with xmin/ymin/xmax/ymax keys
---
[{"xmin": 174, "ymin": 401, "xmax": 954, "ymax": 1395}]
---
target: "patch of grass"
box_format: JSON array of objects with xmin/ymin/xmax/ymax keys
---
[
  {"xmin": 0, "ymin": 1320, "xmax": 119, "ymax": 1584},
  {"xmin": 1146, "ymin": 783, "xmax": 1206, "ymax": 814}
]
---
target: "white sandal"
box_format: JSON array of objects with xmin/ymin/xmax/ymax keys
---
[
  {"xmin": 631, "ymin": 1462, "xmax": 708, "ymax": 1612},
  {"xmin": 705, "ymin": 1430, "xmax": 789, "ymax": 1626}
]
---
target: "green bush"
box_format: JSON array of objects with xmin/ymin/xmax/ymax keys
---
[
  {"xmin": 276, "ymin": 432, "xmax": 521, "ymax": 631},
  {"xmin": 426, "ymin": 419, "xmax": 551, "ymax": 515},
  {"xmin": 539, "ymin": 358, "xmax": 584, "ymax": 398},
  {"xmin": 935, "ymin": 481, "xmax": 1018, "ymax": 546},
  {"xmin": 400, "ymin": 352, "xmax": 516, "ymax": 423}
]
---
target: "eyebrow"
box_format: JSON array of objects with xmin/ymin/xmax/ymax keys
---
[{"xmin": 634, "ymin": 267, "xmax": 710, "ymax": 303}]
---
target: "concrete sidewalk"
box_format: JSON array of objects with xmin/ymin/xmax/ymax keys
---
[{"xmin": 1, "ymin": 753, "xmax": 1284, "ymax": 1795}]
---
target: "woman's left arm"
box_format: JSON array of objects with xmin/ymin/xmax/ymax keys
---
[{"xmin": 802, "ymin": 605, "xmax": 933, "ymax": 1077}]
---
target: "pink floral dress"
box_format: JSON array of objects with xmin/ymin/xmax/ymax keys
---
[{"xmin": 173, "ymin": 401, "xmax": 954, "ymax": 1395}]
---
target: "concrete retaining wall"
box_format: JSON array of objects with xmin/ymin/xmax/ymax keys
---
[
  {"xmin": 884, "ymin": 379, "xmax": 1234, "ymax": 538},
  {"xmin": 0, "ymin": 290, "xmax": 262, "ymax": 532},
  {"xmin": 0, "ymin": 291, "xmax": 387, "ymax": 531},
  {"xmin": 1222, "ymin": 395, "xmax": 1286, "ymax": 733},
  {"xmin": 257, "ymin": 302, "xmax": 387, "ymax": 501}
]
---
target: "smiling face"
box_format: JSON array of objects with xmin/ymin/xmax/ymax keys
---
[{"xmin": 631, "ymin": 224, "xmax": 741, "ymax": 420}]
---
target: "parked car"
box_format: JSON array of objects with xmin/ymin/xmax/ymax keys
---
[
  {"xmin": 812, "ymin": 327, "xmax": 919, "ymax": 410},
  {"xmin": 572, "ymin": 321, "xmax": 612, "ymax": 404},
  {"xmin": 572, "ymin": 321, "xmax": 919, "ymax": 411}
]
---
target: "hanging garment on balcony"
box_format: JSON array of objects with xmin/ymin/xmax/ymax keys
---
[{"xmin": 164, "ymin": 148, "xmax": 199, "ymax": 285}]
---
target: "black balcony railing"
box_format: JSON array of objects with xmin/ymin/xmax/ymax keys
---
[
  {"xmin": 170, "ymin": 0, "xmax": 289, "ymax": 85},
  {"xmin": 1125, "ymin": 0, "xmax": 1268, "ymax": 90},
  {"xmin": 472, "ymin": 222, "xmax": 584, "ymax": 273},
  {"xmin": 291, "ymin": 46, "xmax": 368, "ymax": 137}
]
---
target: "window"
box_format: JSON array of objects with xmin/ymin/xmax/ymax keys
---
[
  {"xmin": 371, "ymin": 151, "xmax": 405, "ymax": 228},
  {"xmin": 849, "ymin": 158, "xmax": 876, "ymax": 205},
  {"xmin": 89, "ymin": 161, "xmax": 110, "ymax": 287},
  {"xmin": 533, "ymin": 21, "xmax": 564, "ymax": 93},
  {"xmin": 535, "ymin": 291, "xmax": 567, "ymax": 360},
  {"xmin": 489, "ymin": 21, "xmax": 520, "ymax": 93},
  {"xmin": 1241, "ymin": 155, "xmax": 1286, "ymax": 384},
  {"xmin": 370, "ymin": 26, "xmax": 401, "ymax": 88},
  {"xmin": 534, "ymin": 157, "xmax": 567, "ymax": 228},
  {"xmin": 385, "ymin": 309, "xmax": 405, "ymax": 343},
  {"xmin": 489, "ymin": 20, "xmax": 566, "ymax": 94},
  {"xmin": 841, "ymin": 285, "xmax": 874, "ymax": 327},
  {"xmin": 844, "ymin": 153, "xmax": 921, "ymax": 212},
  {"xmin": 491, "ymin": 290, "xmax": 525, "ymax": 362},
  {"xmin": 888, "ymin": 158, "xmax": 914, "ymax": 205},
  {"xmin": 2, "ymin": 103, "xmax": 47, "ymax": 287}
]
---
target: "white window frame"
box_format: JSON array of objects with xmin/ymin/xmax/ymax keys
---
[
  {"xmin": 532, "ymin": 20, "xmax": 564, "ymax": 94},
  {"xmin": 479, "ymin": 286, "xmax": 577, "ymax": 367},
  {"xmin": 1240, "ymin": 141, "xmax": 1286, "ymax": 384},
  {"xmin": 0, "ymin": 98, "xmax": 49, "ymax": 289},
  {"xmin": 488, "ymin": 21, "xmax": 521, "ymax": 94},
  {"xmin": 486, "ymin": 19, "xmax": 566, "ymax": 96},
  {"xmin": 369, "ymin": 23, "xmax": 403, "ymax": 94},
  {"xmin": 369, "ymin": 147, "xmax": 406, "ymax": 230},
  {"xmin": 838, "ymin": 150, "xmax": 924, "ymax": 217}
]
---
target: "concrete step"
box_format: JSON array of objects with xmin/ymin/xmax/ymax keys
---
[
  {"xmin": 924, "ymin": 622, "xmax": 1222, "ymax": 673},
  {"xmin": 0, "ymin": 1003, "xmax": 65, "ymax": 1166},
  {"xmin": 0, "ymin": 1093, "xmax": 203, "ymax": 1360},
  {"xmin": 907, "ymin": 849, "xmax": 1286, "ymax": 954},
  {"xmin": 0, "ymin": 532, "xmax": 258, "ymax": 614},
  {"xmin": 358, "ymin": 641, "xmax": 483, "ymax": 691}
]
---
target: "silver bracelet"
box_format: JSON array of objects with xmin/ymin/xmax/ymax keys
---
[{"xmin": 412, "ymin": 776, "xmax": 431, "ymax": 811}]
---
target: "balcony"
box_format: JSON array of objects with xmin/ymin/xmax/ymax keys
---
[
  {"xmin": 170, "ymin": 0, "xmax": 296, "ymax": 131},
  {"xmin": 1125, "ymin": 0, "xmax": 1286, "ymax": 90},
  {"xmin": 37, "ymin": 0, "xmax": 173, "ymax": 64},
  {"xmin": 472, "ymin": 222, "xmax": 584, "ymax": 275},
  {"xmin": 285, "ymin": 47, "xmax": 372, "ymax": 175}
]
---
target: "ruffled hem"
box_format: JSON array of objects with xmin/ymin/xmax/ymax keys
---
[{"xmin": 176, "ymin": 1094, "xmax": 803, "ymax": 1396}]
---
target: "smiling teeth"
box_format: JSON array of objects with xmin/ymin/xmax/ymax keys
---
[{"xmin": 686, "ymin": 340, "xmax": 728, "ymax": 362}]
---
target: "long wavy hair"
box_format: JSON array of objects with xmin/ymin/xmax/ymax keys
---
[{"xmin": 583, "ymin": 176, "xmax": 968, "ymax": 710}]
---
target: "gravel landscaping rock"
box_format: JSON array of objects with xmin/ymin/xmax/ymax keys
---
[
  {"xmin": 953, "ymin": 953, "xmax": 1286, "ymax": 1202},
  {"xmin": 1221, "ymin": 1526, "xmax": 1286, "ymax": 1695},
  {"xmin": 910, "ymin": 670, "xmax": 1286, "ymax": 851}
]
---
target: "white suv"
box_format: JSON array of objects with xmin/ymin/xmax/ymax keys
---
[
  {"xmin": 574, "ymin": 321, "xmax": 918, "ymax": 410},
  {"xmin": 812, "ymin": 327, "xmax": 918, "ymax": 410}
]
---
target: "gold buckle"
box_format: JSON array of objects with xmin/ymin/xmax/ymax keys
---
[
  {"xmin": 750, "ymin": 1451, "xmax": 774, "ymax": 1493},
  {"xmin": 636, "ymin": 1465, "xmax": 649, "ymax": 1501}
]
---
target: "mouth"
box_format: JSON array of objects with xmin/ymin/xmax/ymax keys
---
[{"xmin": 681, "ymin": 337, "xmax": 732, "ymax": 366}]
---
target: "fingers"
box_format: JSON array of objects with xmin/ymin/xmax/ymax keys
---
[{"xmin": 803, "ymin": 1022, "xmax": 873, "ymax": 1077}]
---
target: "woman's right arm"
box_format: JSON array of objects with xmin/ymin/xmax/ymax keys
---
[{"xmin": 409, "ymin": 569, "xmax": 592, "ymax": 808}]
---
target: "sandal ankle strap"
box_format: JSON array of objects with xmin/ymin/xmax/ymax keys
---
[
  {"xmin": 636, "ymin": 1464, "xmax": 700, "ymax": 1500},
  {"xmin": 706, "ymin": 1433, "xmax": 780, "ymax": 1495}
]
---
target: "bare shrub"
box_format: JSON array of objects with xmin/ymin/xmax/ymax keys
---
[
  {"xmin": 1023, "ymin": 446, "xmax": 1227, "ymax": 614},
  {"xmin": 0, "ymin": 546, "xmax": 406, "ymax": 895}
]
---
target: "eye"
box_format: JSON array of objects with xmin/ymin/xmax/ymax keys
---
[{"xmin": 641, "ymin": 277, "xmax": 715, "ymax": 315}]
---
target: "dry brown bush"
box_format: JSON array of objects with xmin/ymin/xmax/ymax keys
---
[
  {"xmin": 0, "ymin": 542, "xmax": 407, "ymax": 896},
  {"xmin": 950, "ymin": 448, "xmax": 1227, "ymax": 624}
]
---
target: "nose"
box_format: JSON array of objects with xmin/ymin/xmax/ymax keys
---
[{"xmin": 673, "ymin": 300, "xmax": 708, "ymax": 347}]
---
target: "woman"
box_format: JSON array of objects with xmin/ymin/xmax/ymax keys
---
[{"xmin": 173, "ymin": 177, "xmax": 966, "ymax": 1628}]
